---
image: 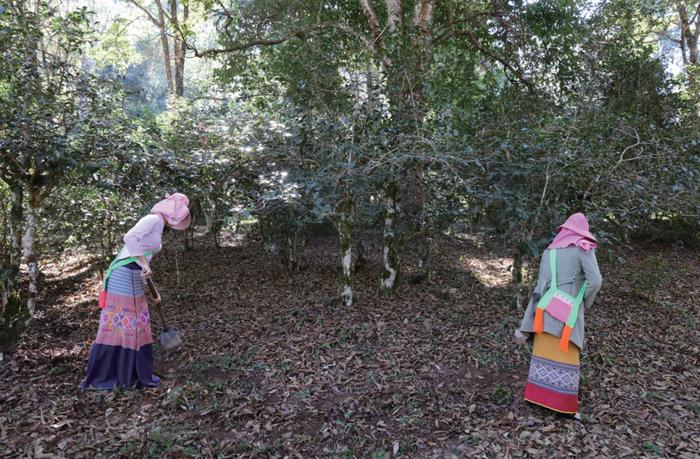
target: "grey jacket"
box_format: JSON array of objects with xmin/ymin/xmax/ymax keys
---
[{"xmin": 519, "ymin": 246, "xmax": 603, "ymax": 350}]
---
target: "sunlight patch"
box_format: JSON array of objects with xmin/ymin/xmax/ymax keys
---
[{"xmin": 463, "ymin": 256, "xmax": 512, "ymax": 287}]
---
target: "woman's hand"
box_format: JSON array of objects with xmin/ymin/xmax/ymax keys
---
[
  {"xmin": 137, "ymin": 255, "xmax": 152, "ymax": 279},
  {"xmin": 152, "ymin": 291, "xmax": 161, "ymax": 305},
  {"xmin": 514, "ymin": 329, "xmax": 527, "ymax": 345},
  {"xmin": 140, "ymin": 264, "xmax": 152, "ymax": 279}
]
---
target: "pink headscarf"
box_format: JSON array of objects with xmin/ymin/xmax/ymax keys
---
[
  {"xmin": 548, "ymin": 213, "xmax": 598, "ymax": 252},
  {"xmin": 151, "ymin": 193, "xmax": 191, "ymax": 231}
]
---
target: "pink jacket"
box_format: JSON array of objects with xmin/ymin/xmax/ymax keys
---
[{"xmin": 117, "ymin": 214, "xmax": 164, "ymax": 261}]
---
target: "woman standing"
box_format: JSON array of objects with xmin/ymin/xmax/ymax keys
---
[
  {"xmin": 81, "ymin": 193, "xmax": 191, "ymax": 390},
  {"xmin": 516, "ymin": 213, "xmax": 602, "ymax": 414}
]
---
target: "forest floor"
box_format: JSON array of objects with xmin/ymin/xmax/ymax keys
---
[{"xmin": 1, "ymin": 231, "xmax": 699, "ymax": 458}]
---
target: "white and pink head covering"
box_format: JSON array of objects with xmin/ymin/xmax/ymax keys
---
[
  {"xmin": 151, "ymin": 193, "xmax": 191, "ymax": 231},
  {"xmin": 548, "ymin": 213, "xmax": 598, "ymax": 252}
]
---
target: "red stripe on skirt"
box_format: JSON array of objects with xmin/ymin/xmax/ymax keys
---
[{"xmin": 524, "ymin": 382, "xmax": 578, "ymax": 414}]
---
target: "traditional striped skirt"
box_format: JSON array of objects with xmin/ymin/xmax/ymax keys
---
[
  {"xmin": 524, "ymin": 332, "xmax": 580, "ymax": 414},
  {"xmin": 81, "ymin": 262, "xmax": 160, "ymax": 390}
]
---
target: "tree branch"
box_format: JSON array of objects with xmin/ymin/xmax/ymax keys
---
[
  {"xmin": 127, "ymin": 0, "xmax": 161, "ymax": 27},
  {"xmin": 328, "ymin": 21, "xmax": 383, "ymax": 56},
  {"xmin": 433, "ymin": 11, "xmax": 503, "ymax": 44},
  {"xmin": 358, "ymin": 0, "xmax": 382, "ymax": 36},
  {"xmin": 385, "ymin": 0, "xmax": 403, "ymax": 31},
  {"xmin": 189, "ymin": 29, "xmax": 304, "ymax": 57},
  {"xmin": 412, "ymin": 0, "xmax": 435, "ymax": 27},
  {"xmin": 691, "ymin": 2, "xmax": 700, "ymax": 28},
  {"xmin": 188, "ymin": 22, "xmax": 385, "ymax": 65},
  {"xmin": 461, "ymin": 30, "xmax": 534, "ymax": 91}
]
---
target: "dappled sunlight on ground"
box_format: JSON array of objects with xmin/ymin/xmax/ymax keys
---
[{"xmin": 461, "ymin": 256, "xmax": 512, "ymax": 288}]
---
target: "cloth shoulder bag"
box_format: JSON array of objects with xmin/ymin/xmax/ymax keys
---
[{"xmin": 533, "ymin": 249, "xmax": 587, "ymax": 352}]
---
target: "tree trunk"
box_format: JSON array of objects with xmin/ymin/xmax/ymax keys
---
[
  {"xmin": 8, "ymin": 183, "xmax": 23, "ymax": 269},
  {"xmin": 171, "ymin": 0, "xmax": 186, "ymax": 98},
  {"xmin": 154, "ymin": 0, "xmax": 175, "ymax": 100},
  {"xmin": 340, "ymin": 232, "xmax": 353, "ymax": 307},
  {"xmin": 203, "ymin": 209, "xmax": 214, "ymax": 233},
  {"xmin": 405, "ymin": 162, "xmax": 428, "ymax": 277},
  {"xmin": 1, "ymin": 216, "xmax": 9, "ymax": 309},
  {"xmin": 175, "ymin": 1, "xmax": 188, "ymax": 97},
  {"xmin": 22, "ymin": 186, "xmax": 42, "ymax": 317},
  {"xmin": 675, "ymin": 0, "xmax": 700, "ymax": 116},
  {"xmin": 184, "ymin": 196, "xmax": 198, "ymax": 251},
  {"xmin": 380, "ymin": 183, "xmax": 401, "ymax": 296},
  {"xmin": 676, "ymin": 1, "xmax": 699, "ymax": 64},
  {"xmin": 100, "ymin": 212, "xmax": 114, "ymax": 269},
  {"xmin": 209, "ymin": 205, "xmax": 224, "ymax": 248},
  {"xmin": 259, "ymin": 218, "xmax": 280, "ymax": 255},
  {"xmin": 202, "ymin": 197, "xmax": 221, "ymax": 245},
  {"xmin": 337, "ymin": 198, "xmax": 354, "ymax": 307},
  {"xmin": 353, "ymin": 237, "xmax": 366, "ymax": 272},
  {"xmin": 415, "ymin": 232, "xmax": 431, "ymax": 280},
  {"xmin": 376, "ymin": 4, "xmax": 433, "ymax": 294},
  {"xmin": 281, "ymin": 231, "xmax": 306, "ymax": 273},
  {"xmin": 284, "ymin": 235, "xmax": 294, "ymax": 271},
  {"xmin": 512, "ymin": 249, "xmax": 524, "ymax": 311},
  {"xmin": 3, "ymin": 184, "xmax": 23, "ymax": 308}
]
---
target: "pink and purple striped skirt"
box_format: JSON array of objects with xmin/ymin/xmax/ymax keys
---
[{"xmin": 81, "ymin": 263, "xmax": 160, "ymax": 390}]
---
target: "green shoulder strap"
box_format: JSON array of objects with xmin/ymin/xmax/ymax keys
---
[
  {"xmin": 551, "ymin": 247, "xmax": 588, "ymax": 327},
  {"xmin": 537, "ymin": 248, "xmax": 588, "ymax": 328},
  {"xmin": 102, "ymin": 251, "xmax": 154, "ymax": 289},
  {"xmin": 566, "ymin": 280, "xmax": 587, "ymax": 327}
]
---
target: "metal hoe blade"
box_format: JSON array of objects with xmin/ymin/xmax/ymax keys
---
[
  {"xmin": 146, "ymin": 278, "xmax": 184, "ymax": 351},
  {"xmin": 160, "ymin": 328, "xmax": 183, "ymax": 350}
]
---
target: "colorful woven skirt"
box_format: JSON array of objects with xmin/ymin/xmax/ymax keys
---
[
  {"xmin": 524, "ymin": 332, "xmax": 580, "ymax": 413},
  {"xmin": 81, "ymin": 263, "xmax": 160, "ymax": 390}
]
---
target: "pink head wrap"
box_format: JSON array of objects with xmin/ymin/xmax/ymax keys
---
[
  {"xmin": 548, "ymin": 213, "xmax": 598, "ymax": 252},
  {"xmin": 151, "ymin": 193, "xmax": 191, "ymax": 231}
]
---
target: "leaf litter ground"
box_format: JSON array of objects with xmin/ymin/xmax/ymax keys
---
[{"xmin": 1, "ymin": 233, "xmax": 699, "ymax": 458}]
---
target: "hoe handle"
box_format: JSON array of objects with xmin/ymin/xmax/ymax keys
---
[
  {"xmin": 145, "ymin": 278, "xmax": 168, "ymax": 329},
  {"xmin": 145, "ymin": 278, "xmax": 159, "ymax": 298}
]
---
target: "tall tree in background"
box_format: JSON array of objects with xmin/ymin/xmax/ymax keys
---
[
  {"xmin": 674, "ymin": 0, "xmax": 700, "ymax": 109},
  {"xmin": 650, "ymin": 0, "xmax": 700, "ymax": 110},
  {"xmin": 128, "ymin": 0, "xmax": 189, "ymax": 100},
  {"xmin": 674, "ymin": 1, "xmax": 699, "ymax": 68}
]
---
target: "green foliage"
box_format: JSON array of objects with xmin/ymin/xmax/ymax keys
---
[
  {"xmin": 154, "ymin": 98, "xmax": 257, "ymax": 242},
  {"xmin": 0, "ymin": 0, "xmax": 698, "ymax": 311},
  {"xmin": 462, "ymin": 0, "xmax": 700, "ymax": 262},
  {"xmin": 0, "ymin": 1, "xmax": 106, "ymax": 192},
  {"xmin": 88, "ymin": 18, "xmax": 142, "ymax": 72}
]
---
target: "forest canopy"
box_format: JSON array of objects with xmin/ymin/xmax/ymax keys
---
[{"xmin": 1, "ymin": 0, "xmax": 699, "ymax": 318}]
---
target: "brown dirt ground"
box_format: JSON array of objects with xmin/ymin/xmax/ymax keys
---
[{"xmin": 1, "ymin": 233, "xmax": 698, "ymax": 458}]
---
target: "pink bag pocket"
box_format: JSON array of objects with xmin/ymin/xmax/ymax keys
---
[{"xmin": 545, "ymin": 293, "xmax": 573, "ymax": 323}]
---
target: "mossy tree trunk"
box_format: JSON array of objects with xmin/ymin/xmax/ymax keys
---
[
  {"xmin": 22, "ymin": 185, "xmax": 42, "ymax": 318},
  {"xmin": 337, "ymin": 196, "xmax": 354, "ymax": 307},
  {"xmin": 3, "ymin": 183, "xmax": 23, "ymax": 309},
  {"xmin": 380, "ymin": 183, "xmax": 401, "ymax": 296}
]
